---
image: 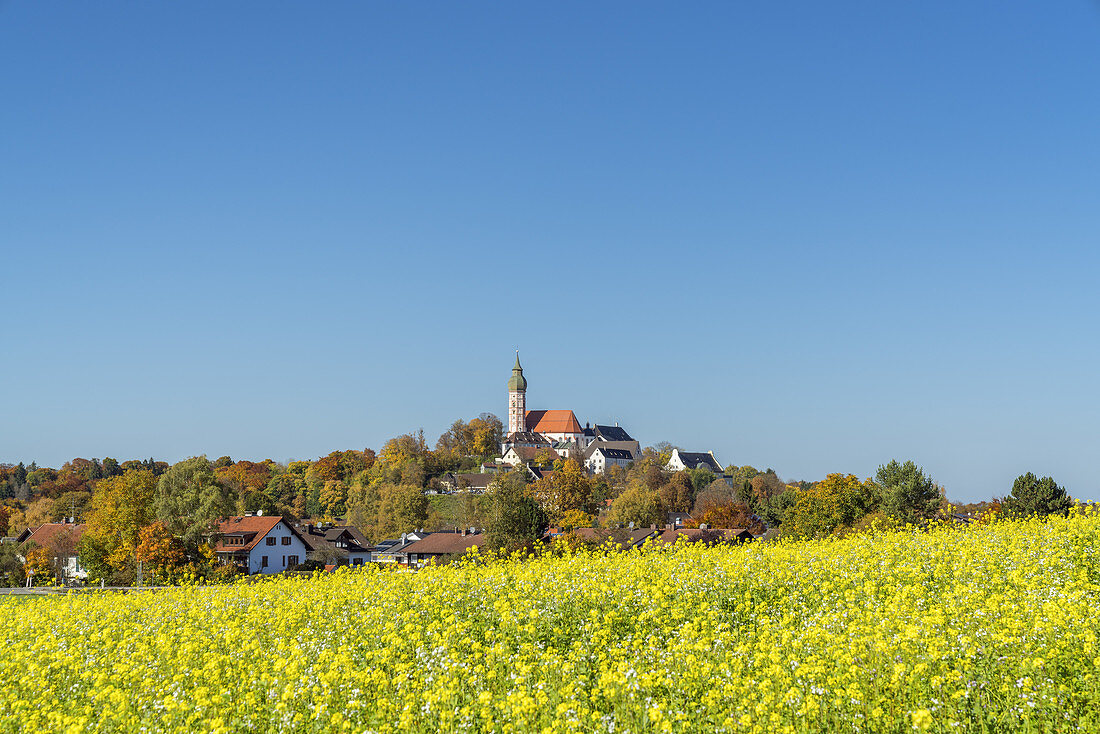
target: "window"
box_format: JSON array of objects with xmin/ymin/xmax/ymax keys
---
[
  {"xmin": 282, "ymin": 536, "xmax": 291, "ymax": 545},
  {"xmin": 287, "ymin": 555, "xmax": 299, "ymax": 567},
  {"xmin": 266, "ymin": 537, "xmax": 276, "ymax": 546},
  {"xmin": 261, "ymin": 556, "xmax": 268, "ymax": 568}
]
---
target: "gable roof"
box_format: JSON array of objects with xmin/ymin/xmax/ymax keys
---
[
  {"xmin": 594, "ymin": 425, "xmax": 634, "ymax": 442},
  {"xmin": 584, "ymin": 441, "xmax": 639, "ymax": 459},
  {"xmin": 506, "ymin": 446, "xmax": 552, "ymax": 463},
  {"xmin": 672, "ymin": 450, "xmax": 722, "ymax": 473},
  {"xmin": 504, "ymin": 431, "xmax": 552, "ymax": 447},
  {"xmin": 214, "ymin": 515, "xmax": 293, "ymax": 553},
  {"xmin": 569, "ymin": 527, "xmax": 656, "ymax": 548},
  {"xmin": 526, "ymin": 410, "xmax": 582, "ymax": 435},
  {"xmin": 654, "ymin": 528, "xmax": 728, "ymax": 545},
  {"xmin": 591, "ymin": 447, "xmax": 634, "ymax": 460},
  {"xmin": 403, "ymin": 531, "xmax": 483, "ymax": 556},
  {"xmin": 21, "ymin": 522, "xmax": 85, "ymax": 550}
]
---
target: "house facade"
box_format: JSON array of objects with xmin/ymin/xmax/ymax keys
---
[
  {"xmin": 584, "ymin": 446, "xmax": 635, "ymax": 474},
  {"xmin": 665, "ymin": 449, "xmax": 723, "ymax": 473},
  {"xmin": 18, "ymin": 521, "xmax": 86, "ymax": 583},
  {"xmin": 214, "ymin": 515, "xmax": 310, "ymax": 574}
]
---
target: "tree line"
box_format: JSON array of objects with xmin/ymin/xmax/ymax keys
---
[{"xmin": 0, "ymin": 412, "xmax": 1078, "ymax": 583}]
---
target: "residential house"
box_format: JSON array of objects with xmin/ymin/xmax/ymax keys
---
[
  {"xmin": 584, "ymin": 446, "xmax": 635, "ymax": 474},
  {"xmin": 565, "ymin": 527, "xmax": 657, "ymax": 550},
  {"xmin": 438, "ymin": 472, "xmax": 497, "ymax": 493},
  {"xmin": 502, "ymin": 445, "xmax": 552, "ymax": 468},
  {"xmin": 372, "ymin": 531, "xmax": 431, "ymax": 565},
  {"xmin": 403, "ymin": 530, "xmax": 483, "ymax": 568},
  {"xmin": 214, "ymin": 515, "xmax": 310, "ymax": 574},
  {"xmin": 665, "ymin": 449, "xmax": 723, "ymax": 474},
  {"xmin": 295, "ymin": 522, "xmax": 373, "ymax": 566},
  {"xmin": 18, "ymin": 521, "xmax": 86, "ymax": 583}
]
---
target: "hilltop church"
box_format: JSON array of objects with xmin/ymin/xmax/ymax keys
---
[{"xmin": 500, "ymin": 354, "xmax": 641, "ymax": 471}]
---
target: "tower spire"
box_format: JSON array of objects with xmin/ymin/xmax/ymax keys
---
[{"xmin": 507, "ymin": 352, "xmax": 527, "ymax": 435}]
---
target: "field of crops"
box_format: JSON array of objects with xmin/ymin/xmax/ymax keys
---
[{"xmin": 3, "ymin": 511, "xmax": 1099, "ymax": 733}]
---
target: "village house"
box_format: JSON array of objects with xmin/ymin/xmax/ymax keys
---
[
  {"xmin": 438, "ymin": 472, "xmax": 496, "ymax": 493},
  {"xmin": 17, "ymin": 520, "xmax": 86, "ymax": 583},
  {"xmin": 584, "ymin": 446, "xmax": 635, "ymax": 474},
  {"xmin": 403, "ymin": 529, "xmax": 483, "ymax": 568},
  {"xmin": 295, "ymin": 522, "xmax": 373, "ymax": 566},
  {"xmin": 371, "ymin": 530, "xmax": 431, "ymax": 565},
  {"xmin": 214, "ymin": 515, "xmax": 310, "ymax": 574},
  {"xmin": 665, "ymin": 449, "xmax": 723, "ymax": 473}
]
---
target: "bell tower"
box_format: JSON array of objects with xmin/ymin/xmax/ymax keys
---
[{"xmin": 507, "ymin": 352, "xmax": 527, "ymax": 435}]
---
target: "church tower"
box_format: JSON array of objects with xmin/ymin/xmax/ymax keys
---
[{"xmin": 507, "ymin": 352, "xmax": 527, "ymax": 435}]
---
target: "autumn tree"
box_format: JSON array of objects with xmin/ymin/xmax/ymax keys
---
[
  {"xmin": 606, "ymin": 482, "xmax": 663, "ymax": 529},
  {"xmin": 658, "ymin": 472, "xmax": 695, "ymax": 514},
  {"xmin": 376, "ymin": 483, "xmax": 429, "ymax": 539},
  {"xmin": 156, "ymin": 457, "xmax": 235, "ymax": 549},
  {"xmin": 80, "ymin": 469, "xmax": 159, "ymax": 581},
  {"xmin": 688, "ymin": 503, "xmax": 764, "ymax": 534},
  {"xmin": 319, "ymin": 480, "xmax": 349, "ymax": 517},
  {"xmin": 134, "ymin": 521, "xmax": 189, "ymax": 581},
  {"xmin": 530, "ymin": 459, "xmax": 592, "ymax": 523},
  {"xmin": 782, "ymin": 473, "xmax": 878, "ymax": 539}
]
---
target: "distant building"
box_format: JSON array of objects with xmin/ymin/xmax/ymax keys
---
[
  {"xmin": 500, "ymin": 355, "xmax": 632, "ymax": 463},
  {"xmin": 585, "ymin": 446, "xmax": 635, "ymax": 474},
  {"xmin": 214, "ymin": 515, "xmax": 310, "ymax": 574},
  {"xmin": 18, "ymin": 521, "xmax": 86, "ymax": 582},
  {"xmin": 403, "ymin": 529, "xmax": 483, "ymax": 568},
  {"xmin": 665, "ymin": 449, "xmax": 723, "ymax": 474}
]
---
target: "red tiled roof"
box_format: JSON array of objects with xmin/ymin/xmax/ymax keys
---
[
  {"xmin": 22, "ymin": 522, "xmax": 85, "ymax": 549},
  {"xmin": 526, "ymin": 410, "xmax": 582, "ymax": 434},
  {"xmin": 213, "ymin": 515, "xmax": 286, "ymax": 553}
]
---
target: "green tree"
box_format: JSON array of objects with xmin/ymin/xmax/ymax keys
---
[
  {"xmin": 876, "ymin": 460, "xmax": 942, "ymax": 525},
  {"xmin": 1002, "ymin": 473, "xmax": 1072, "ymax": 518},
  {"xmin": 483, "ymin": 471, "xmax": 547, "ymax": 551},
  {"xmin": 155, "ymin": 457, "xmax": 235, "ymax": 549}
]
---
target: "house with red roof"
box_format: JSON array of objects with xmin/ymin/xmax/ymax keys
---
[
  {"xmin": 17, "ymin": 520, "xmax": 86, "ymax": 583},
  {"xmin": 213, "ymin": 514, "xmax": 310, "ymax": 574}
]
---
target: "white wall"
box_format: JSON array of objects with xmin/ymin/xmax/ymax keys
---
[{"xmin": 249, "ymin": 521, "xmax": 309, "ymax": 574}]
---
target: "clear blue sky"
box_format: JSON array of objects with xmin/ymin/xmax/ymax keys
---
[{"xmin": 3, "ymin": 2, "xmax": 1099, "ymax": 502}]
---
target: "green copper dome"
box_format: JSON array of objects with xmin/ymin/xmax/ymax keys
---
[{"xmin": 507, "ymin": 353, "xmax": 527, "ymax": 392}]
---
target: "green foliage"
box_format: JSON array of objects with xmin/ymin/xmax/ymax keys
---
[
  {"xmin": 155, "ymin": 457, "xmax": 235, "ymax": 549},
  {"xmin": 483, "ymin": 471, "xmax": 547, "ymax": 551},
  {"xmin": 1002, "ymin": 473, "xmax": 1072, "ymax": 518},
  {"xmin": 877, "ymin": 460, "xmax": 941, "ymax": 525}
]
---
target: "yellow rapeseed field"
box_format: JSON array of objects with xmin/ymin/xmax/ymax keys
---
[{"xmin": 3, "ymin": 511, "xmax": 1099, "ymax": 733}]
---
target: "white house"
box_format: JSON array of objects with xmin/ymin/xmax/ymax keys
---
[
  {"xmin": 585, "ymin": 446, "xmax": 635, "ymax": 474},
  {"xmin": 665, "ymin": 449, "xmax": 723, "ymax": 474},
  {"xmin": 214, "ymin": 515, "xmax": 310, "ymax": 574}
]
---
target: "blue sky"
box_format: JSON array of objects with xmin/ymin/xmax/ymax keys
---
[{"xmin": 2, "ymin": 2, "xmax": 1099, "ymax": 502}]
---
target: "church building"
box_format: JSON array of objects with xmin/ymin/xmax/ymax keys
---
[{"xmin": 502, "ymin": 354, "xmax": 585, "ymax": 453}]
